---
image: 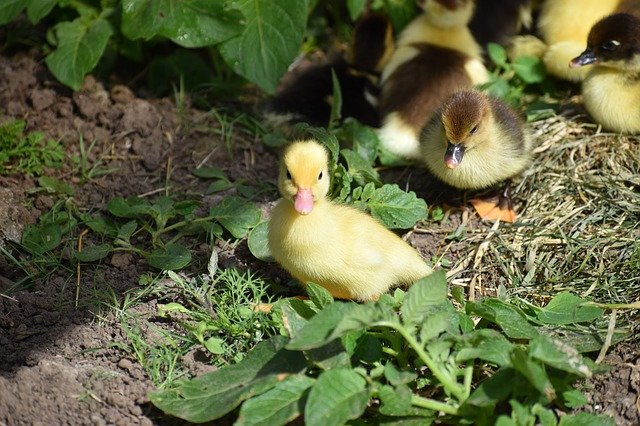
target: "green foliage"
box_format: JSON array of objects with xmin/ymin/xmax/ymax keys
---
[
  {"xmin": 0, "ymin": 119, "xmax": 64, "ymax": 175},
  {"xmin": 150, "ymin": 274, "xmax": 620, "ymax": 424}
]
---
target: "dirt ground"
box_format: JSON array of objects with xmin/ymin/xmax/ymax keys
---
[{"xmin": 0, "ymin": 49, "xmax": 638, "ymax": 425}]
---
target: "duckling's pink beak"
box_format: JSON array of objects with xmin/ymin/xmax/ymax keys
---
[
  {"xmin": 444, "ymin": 143, "xmax": 464, "ymax": 169},
  {"xmin": 570, "ymin": 49, "xmax": 597, "ymax": 68},
  {"xmin": 294, "ymin": 188, "xmax": 314, "ymax": 214}
]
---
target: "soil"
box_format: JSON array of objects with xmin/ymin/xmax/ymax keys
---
[{"xmin": 0, "ymin": 49, "xmax": 638, "ymax": 425}]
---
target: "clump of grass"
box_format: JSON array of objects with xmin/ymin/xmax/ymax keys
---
[{"xmin": 0, "ymin": 119, "xmax": 64, "ymax": 175}]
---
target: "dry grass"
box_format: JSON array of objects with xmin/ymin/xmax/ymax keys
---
[{"xmin": 425, "ymin": 112, "xmax": 640, "ymax": 335}]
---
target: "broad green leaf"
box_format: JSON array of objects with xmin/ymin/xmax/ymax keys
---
[
  {"xmin": 38, "ymin": 175, "xmax": 74, "ymax": 195},
  {"xmin": 536, "ymin": 292, "xmax": 604, "ymax": 325},
  {"xmin": 514, "ymin": 56, "xmax": 546, "ymax": 84},
  {"xmin": 75, "ymin": 243, "xmax": 113, "ymax": 262},
  {"xmin": 219, "ymin": 0, "xmax": 309, "ymax": 93},
  {"xmin": 347, "ymin": 0, "xmax": 367, "ymax": 20},
  {"xmin": 248, "ymin": 220, "xmax": 272, "ymax": 261},
  {"xmin": 351, "ymin": 333, "xmax": 383, "ymax": 364},
  {"xmin": 287, "ymin": 302, "xmax": 358, "ymax": 350},
  {"xmin": 509, "ymin": 399, "xmax": 536, "ymax": 426},
  {"xmin": 384, "ymin": 363, "xmax": 417, "ymax": 386},
  {"xmin": 378, "ymin": 384, "xmax": 414, "ymax": 416},
  {"xmin": 305, "ymin": 282, "xmax": 334, "ymax": 309},
  {"xmin": 531, "ymin": 403, "xmax": 558, "ymax": 426},
  {"xmin": 367, "ymin": 184, "xmax": 427, "ymax": 229},
  {"xmin": 21, "ymin": 222, "xmax": 62, "ymax": 254},
  {"xmin": 558, "ymin": 413, "xmax": 615, "ymax": 426},
  {"xmin": 401, "ymin": 270, "xmax": 448, "ymax": 327},
  {"xmin": 306, "ymin": 339, "xmax": 351, "ymax": 371},
  {"xmin": 281, "ymin": 299, "xmax": 311, "ymax": 338},
  {"xmin": 304, "ymin": 369, "xmax": 369, "ymax": 426},
  {"xmin": 116, "ymin": 220, "xmax": 138, "ymax": 245},
  {"xmin": 529, "ymin": 335, "xmax": 592, "ymax": 377},
  {"xmin": 45, "ymin": 17, "xmax": 114, "ymax": 90},
  {"xmin": 0, "ymin": 0, "xmax": 26, "ymax": 25},
  {"xmin": 193, "ymin": 165, "xmax": 227, "ymax": 179},
  {"xmin": 462, "ymin": 367, "xmax": 515, "ymax": 408},
  {"xmin": 147, "ymin": 244, "xmax": 191, "ymax": 270},
  {"xmin": 510, "ymin": 348, "xmax": 555, "ymax": 400},
  {"xmin": 341, "ymin": 118, "xmax": 379, "ymax": 163},
  {"xmin": 329, "ymin": 302, "xmax": 398, "ymax": 341},
  {"xmin": 108, "ymin": 197, "xmax": 153, "ymax": 218},
  {"xmin": 121, "ymin": 0, "xmax": 243, "ymax": 47},
  {"xmin": 340, "ymin": 148, "xmax": 380, "ymax": 186},
  {"xmin": 150, "ymin": 336, "xmax": 306, "ymax": 423},
  {"xmin": 209, "ymin": 196, "xmax": 261, "ymax": 239},
  {"xmin": 467, "ymin": 299, "xmax": 539, "ymax": 339},
  {"xmin": 236, "ymin": 375, "xmax": 315, "ymax": 426},
  {"xmin": 456, "ymin": 329, "xmax": 514, "ymax": 367},
  {"xmin": 487, "ymin": 42, "xmax": 508, "ymax": 67},
  {"xmin": 27, "ymin": 0, "xmax": 57, "ymax": 23},
  {"xmin": 538, "ymin": 325, "xmax": 627, "ymax": 354},
  {"xmin": 79, "ymin": 214, "xmax": 118, "ymax": 238}
]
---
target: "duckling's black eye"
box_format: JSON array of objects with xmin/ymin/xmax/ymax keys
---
[
  {"xmin": 601, "ymin": 40, "xmax": 620, "ymax": 51},
  {"xmin": 469, "ymin": 125, "xmax": 479, "ymax": 135},
  {"xmin": 286, "ymin": 170, "xmax": 292, "ymax": 180},
  {"xmin": 318, "ymin": 170, "xmax": 323, "ymax": 180}
]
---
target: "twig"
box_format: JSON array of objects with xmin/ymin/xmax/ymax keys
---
[
  {"xmin": 75, "ymin": 228, "xmax": 89, "ymax": 309},
  {"xmin": 595, "ymin": 309, "xmax": 618, "ymax": 364},
  {"xmin": 0, "ymin": 293, "xmax": 18, "ymax": 302},
  {"xmin": 138, "ymin": 187, "xmax": 171, "ymax": 198}
]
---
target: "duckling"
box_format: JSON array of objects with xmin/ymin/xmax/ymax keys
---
[
  {"xmin": 420, "ymin": 89, "xmax": 533, "ymax": 222},
  {"xmin": 262, "ymin": 11, "xmax": 394, "ymax": 129},
  {"xmin": 378, "ymin": 0, "xmax": 489, "ymax": 159},
  {"xmin": 570, "ymin": 13, "xmax": 640, "ymax": 134},
  {"xmin": 537, "ymin": 0, "xmax": 620, "ymax": 81},
  {"xmin": 268, "ymin": 140, "xmax": 432, "ymax": 302}
]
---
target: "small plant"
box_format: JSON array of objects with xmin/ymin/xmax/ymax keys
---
[
  {"xmin": 0, "ymin": 119, "xmax": 64, "ymax": 175},
  {"xmin": 149, "ymin": 272, "xmax": 622, "ymax": 424}
]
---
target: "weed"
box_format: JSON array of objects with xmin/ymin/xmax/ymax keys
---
[
  {"xmin": 0, "ymin": 119, "xmax": 64, "ymax": 175},
  {"xmin": 72, "ymin": 134, "xmax": 117, "ymax": 182}
]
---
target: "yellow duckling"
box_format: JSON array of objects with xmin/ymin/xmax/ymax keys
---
[
  {"xmin": 537, "ymin": 0, "xmax": 620, "ymax": 81},
  {"xmin": 420, "ymin": 89, "xmax": 533, "ymax": 222},
  {"xmin": 268, "ymin": 140, "xmax": 432, "ymax": 302},
  {"xmin": 378, "ymin": 0, "xmax": 489, "ymax": 159},
  {"xmin": 570, "ymin": 12, "xmax": 640, "ymax": 134}
]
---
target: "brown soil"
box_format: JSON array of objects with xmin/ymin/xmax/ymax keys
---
[{"xmin": 0, "ymin": 49, "xmax": 637, "ymax": 425}]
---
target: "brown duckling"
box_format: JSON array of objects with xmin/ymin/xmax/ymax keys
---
[
  {"xmin": 570, "ymin": 12, "xmax": 640, "ymax": 134},
  {"xmin": 420, "ymin": 89, "xmax": 533, "ymax": 222},
  {"xmin": 268, "ymin": 140, "xmax": 432, "ymax": 302},
  {"xmin": 378, "ymin": 0, "xmax": 489, "ymax": 159}
]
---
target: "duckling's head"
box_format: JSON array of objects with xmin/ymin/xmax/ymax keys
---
[
  {"xmin": 419, "ymin": 0, "xmax": 475, "ymax": 28},
  {"xmin": 439, "ymin": 90, "xmax": 491, "ymax": 169},
  {"xmin": 570, "ymin": 13, "xmax": 640, "ymax": 72},
  {"xmin": 278, "ymin": 140, "xmax": 331, "ymax": 215}
]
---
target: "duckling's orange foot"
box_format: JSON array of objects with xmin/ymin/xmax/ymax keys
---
[{"xmin": 470, "ymin": 195, "xmax": 517, "ymax": 223}]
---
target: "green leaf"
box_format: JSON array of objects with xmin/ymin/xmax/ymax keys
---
[
  {"xmin": 378, "ymin": 384, "xmax": 415, "ymax": 416},
  {"xmin": 514, "ymin": 56, "xmax": 546, "ymax": 84},
  {"xmin": 108, "ymin": 197, "xmax": 153, "ymax": 218},
  {"xmin": 0, "ymin": 0, "xmax": 26, "ymax": 25},
  {"xmin": 147, "ymin": 244, "xmax": 191, "ymax": 270},
  {"xmin": 76, "ymin": 243, "xmax": 113, "ymax": 262},
  {"xmin": 531, "ymin": 403, "xmax": 558, "ymax": 426},
  {"xmin": 562, "ymin": 389, "xmax": 588, "ymax": 409},
  {"xmin": 487, "ymin": 42, "xmax": 508, "ymax": 67},
  {"xmin": 510, "ymin": 348, "xmax": 555, "ymax": 400},
  {"xmin": 121, "ymin": 0, "xmax": 243, "ymax": 47},
  {"xmin": 236, "ymin": 375, "xmax": 315, "ymax": 426},
  {"xmin": 558, "ymin": 413, "xmax": 615, "ymax": 426},
  {"xmin": 467, "ymin": 299, "xmax": 539, "ymax": 339},
  {"xmin": 536, "ymin": 292, "xmax": 604, "ymax": 325},
  {"xmin": 463, "ymin": 367, "xmax": 515, "ymax": 408},
  {"xmin": 384, "ymin": 363, "xmax": 418, "ymax": 386},
  {"xmin": 347, "ymin": 0, "xmax": 367, "ymax": 20},
  {"xmin": 203, "ymin": 337, "xmax": 225, "ymax": 355},
  {"xmin": 529, "ymin": 335, "xmax": 592, "ymax": 377},
  {"xmin": 193, "ymin": 166, "xmax": 227, "ymax": 179},
  {"xmin": 287, "ymin": 302, "xmax": 358, "ymax": 350},
  {"xmin": 304, "ymin": 369, "xmax": 369, "ymax": 426},
  {"xmin": 38, "ymin": 175, "xmax": 74, "ymax": 195},
  {"xmin": 401, "ymin": 270, "xmax": 448, "ymax": 327},
  {"xmin": 340, "ymin": 148, "xmax": 380, "ymax": 186},
  {"xmin": 116, "ymin": 220, "xmax": 138, "ymax": 245},
  {"xmin": 367, "ymin": 184, "xmax": 427, "ymax": 229},
  {"xmin": 45, "ymin": 17, "xmax": 114, "ymax": 90},
  {"xmin": 219, "ymin": 0, "xmax": 309, "ymax": 93},
  {"xmin": 27, "ymin": 0, "xmax": 57, "ymax": 24},
  {"xmin": 248, "ymin": 220, "xmax": 272, "ymax": 261},
  {"xmin": 150, "ymin": 336, "xmax": 307, "ymax": 423},
  {"xmin": 305, "ymin": 282, "xmax": 334, "ymax": 309},
  {"xmin": 456, "ymin": 329, "xmax": 514, "ymax": 367},
  {"xmin": 209, "ymin": 196, "xmax": 261, "ymax": 239},
  {"xmin": 21, "ymin": 222, "xmax": 62, "ymax": 254}
]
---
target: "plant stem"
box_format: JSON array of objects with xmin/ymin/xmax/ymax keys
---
[
  {"xmin": 376, "ymin": 321, "xmax": 466, "ymax": 401},
  {"xmin": 411, "ymin": 394, "xmax": 458, "ymax": 415}
]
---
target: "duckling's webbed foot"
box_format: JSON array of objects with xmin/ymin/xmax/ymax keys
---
[{"xmin": 470, "ymin": 180, "xmax": 517, "ymax": 223}]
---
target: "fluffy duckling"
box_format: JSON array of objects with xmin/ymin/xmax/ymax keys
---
[
  {"xmin": 268, "ymin": 140, "xmax": 432, "ymax": 302},
  {"xmin": 469, "ymin": 0, "xmax": 534, "ymax": 58},
  {"xmin": 420, "ymin": 89, "xmax": 533, "ymax": 222},
  {"xmin": 378, "ymin": 0, "xmax": 489, "ymax": 159},
  {"xmin": 570, "ymin": 13, "xmax": 640, "ymax": 134},
  {"xmin": 537, "ymin": 0, "xmax": 620, "ymax": 81},
  {"xmin": 262, "ymin": 11, "xmax": 394, "ymax": 128}
]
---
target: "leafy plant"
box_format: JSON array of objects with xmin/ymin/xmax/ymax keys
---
[
  {"xmin": 0, "ymin": 119, "xmax": 64, "ymax": 175},
  {"xmin": 150, "ymin": 273, "xmax": 621, "ymax": 424}
]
